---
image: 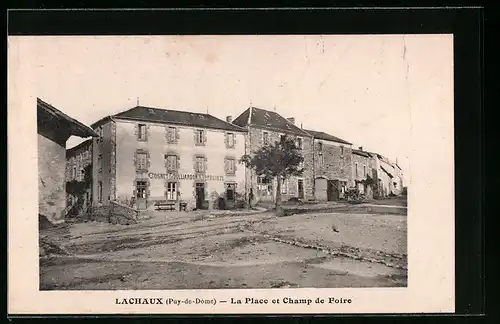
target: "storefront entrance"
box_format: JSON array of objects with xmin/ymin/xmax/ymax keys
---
[
  {"xmin": 297, "ymin": 179, "xmax": 304, "ymax": 199},
  {"xmin": 136, "ymin": 180, "xmax": 148, "ymax": 210},
  {"xmin": 195, "ymin": 182, "xmax": 206, "ymax": 210},
  {"xmin": 327, "ymin": 180, "xmax": 340, "ymax": 201}
]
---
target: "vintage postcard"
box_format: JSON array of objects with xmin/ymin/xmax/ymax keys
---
[{"xmin": 8, "ymin": 34, "xmax": 455, "ymax": 314}]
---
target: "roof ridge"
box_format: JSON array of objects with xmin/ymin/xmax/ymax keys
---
[{"xmin": 124, "ymin": 105, "xmax": 213, "ymax": 117}]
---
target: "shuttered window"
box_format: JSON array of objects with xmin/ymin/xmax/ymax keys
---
[
  {"xmin": 225, "ymin": 158, "xmax": 236, "ymax": 175},
  {"xmin": 165, "ymin": 154, "xmax": 178, "ymax": 172}
]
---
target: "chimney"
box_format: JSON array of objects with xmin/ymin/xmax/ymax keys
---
[
  {"xmin": 226, "ymin": 116, "xmax": 232, "ymax": 123},
  {"xmin": 287, "ymin": 117, "xmax": 295, "ymax": 125},
  {"xmin": 359, "ymin": 146, "xmax": 363, "ymax": 151}
]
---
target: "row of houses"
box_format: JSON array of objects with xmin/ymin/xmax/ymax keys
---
[{"xmin": 63, "ymin": 102, "xmax": 405, "ymax": 216}]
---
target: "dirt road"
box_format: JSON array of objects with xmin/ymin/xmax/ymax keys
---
[{"xmin": 40, "ymin": 209, "xmax": 407, "ymax": 290}]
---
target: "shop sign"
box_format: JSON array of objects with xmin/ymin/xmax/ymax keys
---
[{"xmin": 148, "ymin": 173, "xmax": 224, "ymax": 181}]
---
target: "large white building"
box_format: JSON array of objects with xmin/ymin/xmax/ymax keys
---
[{"xmin": 90, "ymin": 105, "xmax": 247, "ymax": 212}]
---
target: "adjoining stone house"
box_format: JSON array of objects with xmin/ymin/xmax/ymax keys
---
[
  {"xmin": 90, "ymin": 105, "xmax": 247, "ymax": 213},
  {"xmin": 303, "ymin": 129, "xmax": 353, "ymax": 201},
  {"xmin": 366, "ymin": 152, "xmax": 404, "ymax": 197},
  {"xmin": 65, "ymin": 138, "xmax": 93, "ymax": 217},
  {"xmin": 232, "ymin": 106, "xmax": 315, "ymax": 204},
  {"xmin": 37, "ymin": 98, "xmax": 98, "ymax": 224},
  {"xmin": 351, "ymin": 147, "xmax": 377, "ymax": 199}
]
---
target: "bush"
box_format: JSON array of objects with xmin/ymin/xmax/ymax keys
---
[{"xmin": 345, "ymin": 188, "xmax": 365, "ymax": 204}]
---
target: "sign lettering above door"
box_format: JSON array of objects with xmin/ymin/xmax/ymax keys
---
[{"xmin": 148, "ymin": 173, "xmax": 224, "ymax": 181}]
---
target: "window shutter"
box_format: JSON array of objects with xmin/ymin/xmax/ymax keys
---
[
  {"xmin": 224, "ymin": 133, "xmax": 228, "ymax": 148},
  {"xmin": 175, "ymin": 127, "xmax": 180, "ymax": 140},
  {"xmin": 204, "ymin": 156, "xmax": 207, "ymax": 172},
  {"xmin": 234, "ymin": 134, "xmax": 237, "ymax": 147},
  {"xmin": 203, "ymin": 130, "xmax": 207, "ymax": 143},
  {"xmin": 193, "ymin": 129, "xmax": 197, "ymax": 144},
  {"xmin": 147, "ymin": 152, "xmax": 151, "ymax": 169}
]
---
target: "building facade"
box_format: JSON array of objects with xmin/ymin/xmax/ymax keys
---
[
  {"xmin": 65, "ymin": 139, "xmax": 93, "ymax": 216},
  {"xmin": 232, "ymin": 107, "xmax": 316, "ymax": 204},
  {"xmin": 91, "ymin": 106, "xmax": 247, "ymax": 212},
  {"xmin": 351, "ymin": 148, "xmax": 377, "ymax": 199},
  {"xmin": 304, "ymin": 129, "xmax": 353, "ymax": 201},
  {"xmin": 37, "ymin": 98, "xmax": 97, "ymax": 224},
  {"xmin": 367, "ymin": 152, "xmax": 404, "ymax": 197}
]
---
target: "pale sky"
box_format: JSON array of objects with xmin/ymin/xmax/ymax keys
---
[{"xmin": 10, "ymin": 35, "xmax": 455, "ymax": 183}]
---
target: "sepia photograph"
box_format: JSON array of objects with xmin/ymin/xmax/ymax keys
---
[
  {"xmin": 35, "ymin": 35, "xmax": 408, "ymax": 290},
  {"xmin": 9, "ymin": 32, "xmax": 456, "ymax": 314}
]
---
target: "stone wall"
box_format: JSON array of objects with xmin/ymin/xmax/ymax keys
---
[
  {"xmin": 314, "ymin": 139, "xmax": 353, "ymax": 184},
  {"xmin": 109, "ymin": 201, "xmax": 138, "ymax": 225},
  {"xmin": 89, "ymin": 202, "xmax": 138, "ymax": 225},
  {"xmin": 38, "ymin": 134, "xmax": 67, "ymax": 224}
]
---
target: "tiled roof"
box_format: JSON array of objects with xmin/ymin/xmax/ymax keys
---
[
  {"xmin": 352, "ymin": 149, "xmax": 371, "ymax": 158},
  {"xmin": 37, "ymin": 98, "xmax": 98, "ymax": 138},
  {"xmin": 380, "ymin": 165, "xmax": 394, "ymax": 178},
  {"xmin": 233, "ymin": 107, "xmax": 310, "ymax": 136},
  {"xmin": 303, "ymin": 129, "xmax": 352, "ymax": 145},
  {"xmin": 110, "ymin": 106, "xmax": 247, "ymax": 132}
]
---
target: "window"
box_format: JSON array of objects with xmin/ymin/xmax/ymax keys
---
[
  {"xmin": 80, "ymin": 169, "xmax": 85, "ymax": 179},
  {"xmin": 137, "ymin": 152, "xmax": 148, "ymax": 170},
  {"xmin": 318, "ymin": 155, "xmax": 325, "ymax": 167},
  {"xmin": 72, "ymin": 166, "xmax": 77, "ymax": 179},
  {"xmin": 226, "ymin": 183, "xmax": 236, "ymax": 201},
  {"xmin": 341, "ymin": 146, "xmax": 344, "ymax": 156},
  {"xmin": 296, "ymin": 137, "xmax": 303, "ymax": 150},
  {"xmin": 257, "ymin": 176, "xmax": 271, "ymax": 184},
  {"xmin": 96, "ymin": 127, "xmax": 104, "ymax": 143},
  {"xmin": 166, "ymin": 127, "xmax": 177, "ymax": 144},
  {"xmin": 98, "ymin": 154, "xmax": 103, "ymax": 172},
  {"xmin": 363, "ymin": 165, "xmax": 366, "ymax": 177},
  {"xmin": 195, "ymin": 156, "xmax": 206, "ymax": 173},
  {"xmin": 138, "ymin": 124, "xmax": 147, "ymax": 141},
  {"xmin": 318, "ymin": 142, "xmax": 323, "ymax": 152},
  {"xmin": 281, "ymin": 179, "xmax": 288, "ymax": 194},
  {"xmin": 225, "ymin": 158, "xmax": 236, "ymax": 175},
  {"xmin": 136, "ymin": 180, "xmax": 147, "ymax": 199},
  {"xmin": 263, "ymin": 132, "xmax": 269, "ymax": 145},
  {"xmin": 98, "ymin": 181, "xmax": 103, "ymax": 203},
  {"xmin": 83, "ymin": 151, "xmax": 88, "ymax": 160},
  {"xmin": 355, "ymin": 163, "xmax": 359, "ymax": 177},
  {"xmin": 195, "ymin": 129, "xmax": 205, "ymax": 145},
  {"xmin": 280, "ymin": 134, "xmax": 286, "ymax": 142},
  {"xmin": 166, "ymin": 182, "xmax": 177, "ymax": 200},
  {"xmin": 226, "ymin": 133, "xmax": 235, "ymax": 148},
  {"xmin": 165, "ymin": 154, "xmax": 178, "ymax": 172}
]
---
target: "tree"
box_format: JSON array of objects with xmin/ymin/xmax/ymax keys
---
[{"xmin": 239, "ymin": 135, "xmax": 304, "ymax": 215}]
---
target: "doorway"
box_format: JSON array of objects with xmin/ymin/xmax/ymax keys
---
[
  {"xmin": 327, "ymin": 180, "xmax": 339, "ymax": 201},
  {"xmin": 136, "ymin": 180, "xmax": 148, "ymax": 210},
  {"xmin": 195, "ymin": 182, "xmax": 206, "ymax": 209},
  {"xmin": 297, "ymin": 179, "xmax": 304, "ymax": 199}
]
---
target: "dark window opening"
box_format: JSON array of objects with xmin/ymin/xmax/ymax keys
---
[
  {"xmin": 226, "ymin": 183, "xmax": 236, "ymax": 201},
  {"xmin": 136, "ymin": 181, "xmax": 147, "ymax": 199}
]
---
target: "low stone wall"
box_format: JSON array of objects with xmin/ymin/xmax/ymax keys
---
[
  {"xmin": 88, "ymin": 202, "xmax": 138, "ymax": 225},
  {"xmin": 109, "ymin": 201, "xmax": 138, "ymax": 225},
  {"xmin": 89, "ymin": 206, "xmax": 110, "ymax": 222}
]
